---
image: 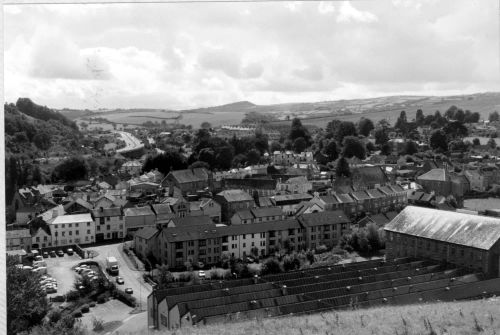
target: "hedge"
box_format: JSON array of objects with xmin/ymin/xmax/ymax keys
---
[{"xmin": 114, "ymin": 290, "xmax": 136, "ymax": 307}]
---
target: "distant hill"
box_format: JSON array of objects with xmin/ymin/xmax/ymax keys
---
[{"xmin": 58, "ymin": 92, "xmax": 500, "ymax": 128}]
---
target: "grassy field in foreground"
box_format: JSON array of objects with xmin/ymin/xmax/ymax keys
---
[{"xmin": 122, "ymin": 298, "xmax": 500, "ymax": 335}]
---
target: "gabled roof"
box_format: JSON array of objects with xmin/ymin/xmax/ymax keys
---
[
  {"xmin": 350, "ymin": 191, "xmax": 372, "ymax": 201},
  {"xmin": 389, "ymin": 184, "xmax": 406, "ymax": 193},
  {"xmin": 258, "ymin": 196, "xmax": 273, "ymax": 207},
  {"xmin": 51, "ymin": 213, "xmax": 93, "ymax": 224},
  {"xmin": 135, "ymin": 226, "xmax": 159, "ymax": 240},
  {"xmin": 217, "ymin": 190, "xmax": 254, "ymax": 202},
  {"xmin": 319, "ymin": 195, "xmax": 340, "ymax": 205},
  {"xmin": 250, "ymin": 206, "xmax": 284, "ymax": 218},
  {"xmin": 378, "ymin": 185, "xmax": 396, "ymax": 195},
  {"xmin": 233, "ymin": 210, "xmax": 254, "ymax": 221},
  {"xmin": 168, "ymin": 215, "xmax": 214, "ymax": 228},
  {"xmin": 151, "ymin": 203, "xmax": 173, "ymax": 215},
  {"xmin": 385, "ymin": 206, "xmax": 500, "ymax": 250},
  {"xmin": 298, "ymin": 210, "xmax": 349, "ymax": 227},
  {"xmin": 273, "ymin": 193, "xmax": 313, "ymax": 203},
  {"xmin": 168, "ymin": 168, "xmax": 209, "ymax": 184},
  {"xmin": 164, "ymin": 224, "xmax": 219, "ymax": 242},
  {"xmin": 124, "ymin": 206, "xmax": 155, "ymax": 217},
  {"xmin": 335, "ymin": 193, "xmax": 355, "ymax": 204},
  {"xmin": 366, "ymin": 189, "xmax": 384, "ymax": 199},
  {"xmin": 417, "ymin": 168, "xmax": 449, "ymax": 182},
  {"xmin": 92, "ymin": 207, "xmax": 122, "ymax": 218}
]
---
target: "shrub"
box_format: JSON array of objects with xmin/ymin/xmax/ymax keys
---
[
  {"xmin": 97, "ymin": 295, "xmax": 106, "ymax": 304},
  {"xmin": 92, "ymin": 316, "xmax": 104, "ymax": 332},
  {"xmin": 261, "ymin": 258, "xmax": 282, "ymax": 276},
  {"xmin": 73, "ymin": 311, "xmax": 82, "ymax": 318},
  {"xmin": 47, "ymin": 310, "xmax": 62, "ymax": 324},
  {"xmin": 51, "ymin": 295, "xmax": 65, "ymax": 302},
  {"xmin": 89, "ymin": 301, "xmax": 96, "ymax": 307},
  {"xmin": 81, "ymin": 304, "xmax": 90, "ymax": 313},
  {"xmin": 115, "ymin": 290, "xmax": 136, "ymax": 307},
  {"xmin": 65, "ymin": 290, "xmax": 80, "ymax": 302}
]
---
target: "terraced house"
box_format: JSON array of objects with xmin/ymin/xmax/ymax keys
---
[{"xmin": 91, "ymin": 207, "xmax": 125, "ymax": 241}]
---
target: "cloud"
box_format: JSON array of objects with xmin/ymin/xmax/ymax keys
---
[
  {"xmin": 337, "ymin": 2, "xmax": 378, "ymax": 23},
  {"xmin": 318, "ymin": 2, "xmax": 335, "ymax": 15},
  {"xmin": 198, "ymin": 48, "xmax": 242, "ymax": 78},
  {"xmin": 294, "ymin": 65, "xmax": 324, "ymax": 81}
]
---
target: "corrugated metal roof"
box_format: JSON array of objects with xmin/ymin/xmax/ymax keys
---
[{"xmin": 385, "ymin": 206, "xmax": 500, "ymax": 250}]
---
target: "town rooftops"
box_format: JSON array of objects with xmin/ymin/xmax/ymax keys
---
[
  {"xmin": 378, "ymin": 185, "xmax": 396, "ymax": 195},
  {"xmin": 164, "ymin": 224, "xmax": 219, "ymax": 242},
  {"xmin": 250, "ymin": 206, "xmax": 284, "ymax": 218},
  {"xmin": 385, "ymin": 206, "xmax": 500, "ymax": 250},
  {"xmin": 135, "ymin": 226, "xmax": 159, "ymax": 240},
  {"xmin": 272, "ymin": 193, "xmax": 313, "ymax": 203},
  {"xmin": 417, "ymin": 168, "xmax": 448, "ymax": 182},
  {"xmin": 168, "ymin": 215, "xmax": 214, "ymax": 228},
  {"xmin": 51, "ymin": 213, "xmax": 93, "ymax": 224},
  {"xmin": 217, "ymin": 189, "xmax": 254, "ymax": 202},
  {"xmin": 366, "ymin": 188, "xmax": 384, "ymax": 199},
  {"xmin": 335, "ymin": 193, "xmax": 355, "ymax": 204},
  {"xmin": 168, "ymin": 168, "xmax": 209, "ymax": 184},
  {"xmin": 298, "ymin": 210, "xmax": 349, "ymax": 227},
  {"xmin": 319, "ymin": 195, "xmax": 341, "ymax": 205},
  {"xmin": 124, "ymin": 206, "xmax": 155, "ymax": 217},
  {"xmin": 151, "ymin": 203, "xmax": 173, "ymax": 215}
]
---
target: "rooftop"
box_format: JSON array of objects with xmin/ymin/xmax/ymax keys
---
[
  {"xmin": 217, "ymin": 189, "xmax": 254, "ymax": 202},
  {"xmin": 51, "ymin": 213, "xmax": 93, "ymax": 224}
]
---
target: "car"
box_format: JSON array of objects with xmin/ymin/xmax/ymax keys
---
[
  {"xmin": 124, "ymin": 288, "xmax": 133, "ymax": 294},
  {"xmin": 115, "ymin": 277, "xmax": 124, "ymax": 285},
  {"xmin": 45, "ymin": 287, "xmax": 57, "ymax": 294},
  {"xmin": 34, "ymin": 255, "xmax": 43, "ymax": 262},
  {"xmin": 42, "ymin": 252, "xmax": 49, "ymax": 258},
  {"xmin": 74, "ymin": 267, "xmax": 81, "ymax": 272},
  {"xmin": 57, "ymin": 250, "xmax": 64, "ymax": 257},
  {"xmin": 198, "ymin": 270, "xmax": 206, "ymax": 278},
  {"xmin": 49, "ymin": 251, "xmax": 57, "ymax": 258},
  {"xmin": 66, "ymin": 248, "xmax": 74, "ymax": 256}
]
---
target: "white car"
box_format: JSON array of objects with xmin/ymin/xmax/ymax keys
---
[{"xmin": 198, "ymin": 270, "xmax": 206, "ymax": 278}]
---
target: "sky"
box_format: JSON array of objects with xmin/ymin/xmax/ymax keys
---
[{"xmin": 3, "ymin": 0, "xmax": 500, "ymax": 110}]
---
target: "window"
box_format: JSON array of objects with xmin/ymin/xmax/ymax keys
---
[
  {"xmin": 188, "ymin": 241, "xmax": 194, "ymax": 247},
  {"xmin": 251, "ymin": 242, "xmax": 255, "ymax": 247},
  {"xmin": 232, "ymin": 244, "xmax": 237, "ymax": 249},
  {"xmin": 269, "ymin": 231, "xmax": 275, "ymax": 238},
  {"xmin": 176, "ymin": 251, "xmax": 183, "ymax": 258},
  {"xmin": 36, "ymin": 237, "xmax": 40, "ymax": 242},
  {"xmin": 243, "ymin": 243, "xmax": 246, "ymax": 248},
  {"xmin": 324, "ymin": 225, "xmax": 330, "ymax": 231},
  {"xmin": 242, "ymin": 234, "xmax": 246, "ymax": 240},
  {"xmin": 232, "ymin": 236, "xmax": 237, "ymax": 241},
  {"xmin": 75, "ymin": 223, "xmax": 79, "ymax": 228},
  {"xmin": 175, "ymin": 242, "xmax": 183, "ymax": 249},
  {"xmin": 87, "ymin": 222, "xmax": 90, "ymax": 226},
  {"xmin": 251, "ymin": 234, "xmax": 255, "ymax": 238},
  {"xmin": 55, "ymin": 232, "xmax": 58, "ymax": 237},
  {"xmin": 97, "ymin": 226, "xmax": 101, "ymax": 231},
  {"xmin": 324, "ymin": 234, "xmax": 330, "ymax": 240},
  {"xmin": 62, "ymin": 224, "xmax": 65, "ymax": 228},
  {"xmin": 119, "ymin": 232, "xmax": 123, "ymax": 237},
  {"xmin": 62, "ymin": 232, "xmax": 65, "ymax": 237},
  {"xmin": 311, "ymin": 227, "xmax": 316, "ymax": 233},
  {"xmin": 87, "ymin": 230, "xmax": 91, "ymax": 234},
  {"xmin": 69, "ymin": 223, "xmax": 72, "ymax": 228},
  {"xmin": 107, "ymin": 225, "xmax": 110, "ymax": 231},
  {"xmin": 107, "ymin": 233, "xmax": 111, "ymax": 238},
  {"xmin": 288, "ymin": 229, "xmax": 295, "ymax": 235},
  {"xmin": 222, "ymin": 245, "xmax": 228, "ymax": 251},
  {"xmin": 260, "ymin": 241, "xmax": 266, "ymax": 246},
  {"xmin": 311, "ymin": 235, "xmax": 316, "ymax": 240},
  {"xmin": 76, "ymin": 230, "xmax": 79, "ymax": 235},
  {"xmin": 260, "ymin": 232, "xmax": 265, "ymax": 238},
  {"xmin": 269, "ymin": 240, "xmax": 275, "ymax": 245},
  {"xmin": 100, "ymin": 218, "xmax": 105, "ymax": 224},
  {"xmin": 188, "ymin": 250, "xmax": 194, "ymax": 255},
  {"xmin": 199, "ymin": 240, "xmax": 206, "ymax": 247},
  {"xmin": 107, "ymin": 217, "xmax": 110, "ymax": 221},
  {"xmin": 69, "ymin": 231, "xmax": 73, "ymax": 236}
]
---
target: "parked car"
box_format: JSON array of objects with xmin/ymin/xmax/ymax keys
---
[
  {"xmin": 49, "ymin": 251, "xmax": 56, "ymax": 258},
  {"xmin": 57, "ymin": 250, "xmax": 64, "ymax": 257},
  {"xmin": 116, "ymin": 277, "xmax": 124, "ymax": 285},
  {"xmin": 125, "ymin": 288, "xmax": 133, "ymax": 294},
  {"xmin": 42, "ymin": 252, "xmax": 49, "ymax": 258},
  {"xmin": 66, "ymin": 248, "xmax": 74, "ymax": 255},
  {"xmin": 34, "ymin": 255, "xmax": 43, "ymax": 262},
  {"xmin": 198, "ymin": 270, "xmax": 206, "ymax": 278}
]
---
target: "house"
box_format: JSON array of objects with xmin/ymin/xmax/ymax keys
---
[
  {"xmin": 93, "ymin": 195, "xmax": 115, "ymax": 209},
  {"xmin": 11, "ymin": 188, "xmax": 54, "ymax": 224},
  {"xmin": 134, "ymin": 227, "xmax": 160, "ymax": 261},
  {"xmin": 63, "ymin": 197, "xmax": 94, "ymax": 214},
  {"xmin": 215, "ymin": 190, "xmax": 256, "ymax": 222},
  {"xmin": 119, "ymin": 160, "xmax": 143, "ymax": 175},
  {"xmin": 298, "ymin": 211, "xmax": 351, "ymax": 250},
  {"xmin": 151, "ymin": 203, "xmax": 176, "ymax": 225},
  {"xmin": 230, "ymin": 207, "xmax": 286, "ymax": 225},
  {"xmin": 334, "ymin": 166, "xmax": 390, "ymax": 191},
  {"xmin": 124, "ymin": 206, "xmax": 156, "ymax": 236},
  {"xmin": 385, "ymin": 206, "xmax": 500, "ymax": 277},
  {"xmin": 164, "ymin": 168, "xmax": 211, "ymax": 196},
  {"xmin": 276, "ymin": 176, "xmax": 313, "ymax": 194},
  {"xmin": 417, "ymin": 169, "xmax": 468, "ymax": 205},
  {"xmin": 6, "ymin": 227, "xmax": 32, "ymax": 252},
  {"xmin": 50, "ymin": 213, "xmax": 95, "ymax": 247},
  {"xmin": 198, "ymin": 198, "xmax": 221, "ymax": 223},
  {"xmin": 92, "ymin": 207, "xmax": 125, "ymax": 241}
]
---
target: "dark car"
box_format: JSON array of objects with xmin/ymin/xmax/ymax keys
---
[
  {"xmin": 125, "ymin": 288, "xmax": 133, "ymax": 294},
  {"xmin": 43, "ymin": 252, "xmax": 49, "ymax": 258},
  {"xmin": 116, "ymin": 277, "xmax": 124, "ymax": 285},
  {"xmin": 57, "ymin": 250, "xmax": 64, "ymax": 257},
  {"xmin": 49, "ymin": 251, "xmax": 57, "ymax": 258},
  {"xmin": 66, "ymin": 248, "xmax": 74, "ymax": 256}
]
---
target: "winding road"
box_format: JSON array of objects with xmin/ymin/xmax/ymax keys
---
[{"xmin": 114, "ymin": 131, "xmax": 144, "ymax": 154}]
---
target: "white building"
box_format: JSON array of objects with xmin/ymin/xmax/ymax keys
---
[
  {"xmin": 50, "ymin": 213, "xmax": 95, "ymax": 246},
  {"xmin": 92, "ymin": 207, "xmax": 125, "ymax": 241}
]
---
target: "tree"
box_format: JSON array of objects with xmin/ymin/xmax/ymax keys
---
[
  {"xmin": 342, "ymin": 136, "xmax": 366, "ymax": 160},
  {"xmin": 33, "ymin": 132, "xmax": 52, "ymax": 151},
  {"xmin": 289, "ymin": 118, "xmax": 311, "ymax": 144},
  {"xmin": 358, "ymin": 118, "xmax": 374, "ymax": 137},
  {"xmin": 260, "ymin": 258, "xmax": 282, "ymax": 276},
  {"xmin": 198, "ymin": 148, "xmax": 216, "ymax": 167},
  {"xmin": 200, "ymin": 122, "xmax": 212, "ymax": 129},
  {"xmin": 443, "ymin": 121, "xmax": 468, "ymax": 139},
  {"xmin": 429, "ymin": 130, "xmax": 448, "ymax": 152},
  {"xmin": 53, "ymin": 157, "xmax": 87, "ymax": 182},
  {"xmin": 156, "ymin": 265, "xmax": 173, "ymax": 290},
  {"xmin": 324, "ymin": 140, "xmax": 338, "ymax": 161},
  {"xmin": 488, "ymin": 137, "xmax": 497, "ymax": 149},
  {"xmin": 473, "ymin": 138, "xmax": 481, "ymax": 146},
  {"xmin": 7, "ymin": 255, "xmax": 50, "ymax": 335},
  {"xmin": 215, "ymin": 146, "xmax": 234, "ymax": 170},
  {"xmin": 336, "ymin": 156, "xmax": 350, "ymax": 178},
  {"xmin": 464, "ymin": 111, "xmax": 480, "ymax": 123},
  {"xmin": 188, "ymin": 160, "xmax": 210, "ymax": 170},
  {"xmin": 403, "ymin": 141, "xmax": 418, "ymax": 155},
  {"xmin": 293, "ymin": 137, "xmax": 307, "ymax": 153},
  {"xmin": 489, "ymin": 111, "xmax": 499, "ymax": 122},
  {"xmin": 415, "ymin": 109, "xmax": 425, "ymax": 126},
  {"xmin": 142, "ymin": 151, "xmax": 187, "ymax": 175},
  {"xmin": 374, "ymin": 129, "xmax": 389, "ymax": 145},
  {"xmin": 270, "ymin": 141, "xmax": 282, "ymax": 153},
  {"xmin": 247, "ymin": 149, "xmax": 261, "ymax": 165},
  {"xmin": 394, "ymin": 111, "xmax": 408, "ymax": 135},
  {"xmin": 334, "ymin": 121, "xmax": 357, "ymax": 144}
]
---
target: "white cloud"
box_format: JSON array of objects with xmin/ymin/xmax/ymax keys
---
[
  {"xmin": 337, "ymin": 2, "xmax": 378, "ymax": 23},
  {"xmin": 318, "ymin": 1, "xmax": 335, "ymax": 15}
]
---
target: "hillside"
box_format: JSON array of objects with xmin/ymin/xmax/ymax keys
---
[
  {"xmin": 116, "ymin": 298, "xmax": 500, "ymax": 335},
  {"xmin": 4, "ymin": 99, "xmax": 82, "ymax": 156},
  {"xmin": 62, "ymin": 92, "xmax": 500, "ymax": 128}
]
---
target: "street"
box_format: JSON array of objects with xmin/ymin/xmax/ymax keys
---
[{"xmin": 114, "ymin": 131, "xmax": 144, "ymax": 154}]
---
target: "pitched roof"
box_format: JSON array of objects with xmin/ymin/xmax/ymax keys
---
[
  {"xmin": 319, "ymin": 195, "xmax": 340, "ymax": 205},
  {"xmin": 366, "ymin": 189, "xmax": 384, "ymax": 199},
  {"xmin": 220, "ymin": 219, "xmax": 301, "ymax": 236},
  {"xmin": 135, "ymin": 226, "xmax": 159, "ymax": 240},
  {"xmin": 217, "ymin": 190, "xmax": 254, "ymax": 202},
  {"xmin": 92, "ymin": 207, "xmax": 122, "ymax": 218},
  {"xmin": 351, "ymin": 191, "xmax": 372, "ymax": 201},
  {"xmin": 273, "ymin": 193, "xmax": 313, "ymax": 203},
  {"xmin": 385, "ymin": 206, "xmax": 500, "ymax": 250},
  {"xmin": 164, "ymin": 224, "xmax": 219, "ymax": 242},
  {"xmin": 6, "ymin": 229, "xmax": 31, "ymax": 239},
  {"xmin": 335, "ymin": 193, "xmax": 355, "ymax": 204},
  {"xmin": 124, "ymin": 206, "xmax": 155, "ymax": 217},
  {"xmin": 151, "ymin": 203, "xmax": 173, "ymax": 215},
  {"xmin": 258, "ymin": 196, "xmax": 273, "ymax": 207},
  {"xmin": 233, "ymin": 210, "xmax": 254, "ymax": 221},
  {"xmin": 298, "ymin": 211, "xmax": 350, "ymax": 227},
  {"xmin": 169, "ymin": 215, "xmax": 214, "ymax": 228},
  {"xmin": 250, "ymin": 206, "xmax": 284, "ymax": 218},
  {"xmin": 51, "ymin": 213, "xmax": 93, "ymax": 224},
  {"xmin": 378, "ymin": 185, "xmax": 396, "ymax": 195},
  {"xmin": 169, "ymin": 168, "xmax": 209, "ymax": 184},
  {"xmin": 417, "ymin": 168, "xmax": 449, "ymax": 182}
]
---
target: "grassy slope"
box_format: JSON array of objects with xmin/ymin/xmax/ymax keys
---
[{"xmin": 118, "ymin": 298, "xmax": 500, "ymax": 335}]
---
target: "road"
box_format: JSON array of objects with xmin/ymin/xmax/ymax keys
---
[
  {"xmin": 114, "ymin": 131, "xmax": 144, "ymax": 153},
  {"xmin": 86, "ymin": 242, "xmax": 152, "ymax": 308}
]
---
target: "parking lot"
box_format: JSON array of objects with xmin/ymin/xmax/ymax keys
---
[{"xmin": 42, "ymin": 252, "xmax": 83, "ymax": 297}]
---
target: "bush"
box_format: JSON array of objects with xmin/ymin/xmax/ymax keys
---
[
  {"xmin": 92, "ymin": 316, "xmax": 104, "ymax": 332},
  {"xmin": 89, "ymin": 301, "xmax": 96, "ymax": 307},
  {"xmin": 47, "ymin": 309, "xmax": 62, "ymax": 324},
  {"xmin": 115, "ymin": 290, "xmax": 136, "ymax": 307},
  {"xmin": 80, "ymin": 304, "xmax": 90, "ymax": 313},
  {"xmin": 73, "ymin": 311, "xmax": 83, "ymax": 318},
  {"xmin": 51, "ymin": 295, "xmax": 65, "ymax": 302},
  {"xmin": 261, "ymin": 258, "xmax": 282, "ymax": 276},
  {"xmin": 65, "ymin": 290, "xmax": 80, "ymax": 302}
]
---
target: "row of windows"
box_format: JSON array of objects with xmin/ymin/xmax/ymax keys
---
[{"xmin": 54, "ymin": 222, "xmax": 91, "ymax": 229}]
